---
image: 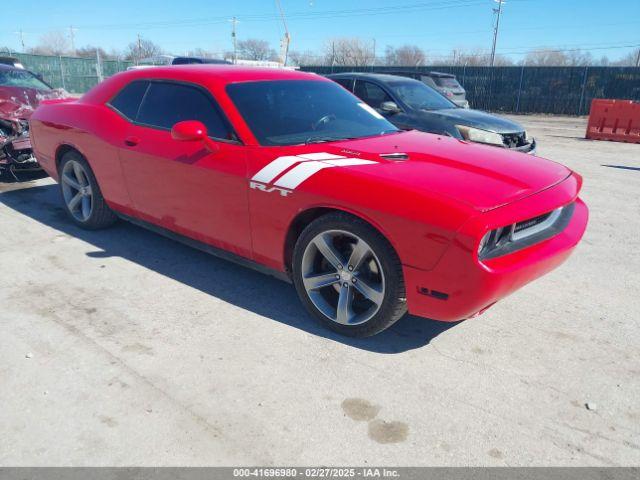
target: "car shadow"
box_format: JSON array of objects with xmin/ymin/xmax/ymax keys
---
[
  {"xmin": 0, "ymin": 183, "xmax": 460, "ymax": 353},
  {"xmin": 0, "ymin": 170, "xmax": 49, "ymax": 192}
]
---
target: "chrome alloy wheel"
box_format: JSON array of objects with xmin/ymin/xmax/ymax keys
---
[
  {"xmin": 301, "ymin": 229, "xmax": 385, "ymax": 326},
  {"xmin": 61, "ymin": 160, "xmax": 93, "ymax": 222}
]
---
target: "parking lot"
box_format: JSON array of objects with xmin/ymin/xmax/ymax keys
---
[{"xmin": 1, "ymin": 114, "xmax": 639, "ymax": 466}]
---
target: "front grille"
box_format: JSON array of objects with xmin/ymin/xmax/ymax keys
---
[{"xmin": 502, "ymin": 132, "xmax": 528, "ymax": 149}]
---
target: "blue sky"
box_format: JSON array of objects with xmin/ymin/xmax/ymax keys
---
[{"xmin": 2, "ymin": 0, "xmax": 639, "ymax": 62}]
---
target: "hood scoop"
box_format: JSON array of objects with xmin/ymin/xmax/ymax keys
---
[{"xmin": 379, "ymin": 152, "xmax": 409, "ymax": 161}]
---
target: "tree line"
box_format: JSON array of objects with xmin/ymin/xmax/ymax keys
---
[{"xmin": 2, "ymin": 31, "xmax": 638, "ymax": 67}]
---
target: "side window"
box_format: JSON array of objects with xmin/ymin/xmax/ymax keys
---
[
  {"xmin": 108, "ymin": 81, "xmax": 149, "ymax": 121},
  {"xmin": 333, "ymin": 78, "xmax": 354, "ymax": 92},
  {"xmin": 136, "ymin": 82, "xmax": 233, "ymax": 140},
  {"xmin": 421, "ymin": 76, "xmax": 438, "ymax": 88},
  {"xmin": 354, "ymin": 81, "xmax": 392, "ymax": 110}
]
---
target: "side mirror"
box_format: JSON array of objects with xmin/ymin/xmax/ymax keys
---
[
  {"xmin": 380, "ymin": 101, "xmax": 401, "ymax": 114},
  {"xmin": 171, "ymin": 120, "xmax": 207, "ymax": 142},
  {"xmin": 171, "ymin": 120, "xmax": 218, "ymax": 153}
]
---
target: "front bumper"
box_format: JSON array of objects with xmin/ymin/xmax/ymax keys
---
[
  {"xmin": 403, "ymin": 175, "xmax": 588, "ymax": 322},
  {"xmin": 516, "ymin": 138, "xmax": 537, "ymax": 155},
  {"xmin": 0, "ymin": 135, "xmax": 40, "ymax": 174}
]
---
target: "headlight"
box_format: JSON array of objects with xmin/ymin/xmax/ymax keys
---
[
  {"xmin": 456, "ymin": 125, "xmax": 504, "ymax": 146},
  {"xmin": 478, "ymin": 231, "xmax": 491, "ymax": 256}
]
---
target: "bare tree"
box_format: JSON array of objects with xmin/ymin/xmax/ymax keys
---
[
  {"xmin": 289, "ymin": 50, "xmax": 323, "ymax": 66},
  {"xmin": 324, "ymin": 37, "xmax": 374, "ymax": 67},
  {"xmin": 384, "ymin": 45, "xmax": 426, "ymax": 66},
  {"xmin": 76, "ymin": 45, "xmax": 117, "ymax": 60},
  {"xmin": 429, "ymin": 48, "xmax": 509, "ymax": 66},
  {"xmin": 522, "ymin": 48, "xmax": 591, "ymax": 66},
  {"xmin": 237, "ymin": 39, "xmax": 277, "ymax": 61},
  {"xmin": 28, "ymin": 31, "xmax": 69, "ymax": 56},
  {"xmin": 125, "ymin": 37, "xmax": 163, "ymax": 63},
  {"xmin": 615, "ymin": 48, "xmax": 640, "ymax": 66},
  {"xmin": 184, "ymin": 47, "xmax": 220, "ymax": 59}
]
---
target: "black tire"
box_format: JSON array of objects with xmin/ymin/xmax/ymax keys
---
[
  {"xmin": 58, "ymin": 150, "xmax": 117, "ymax": 230},
  {"xmin": 292, "ymin": 212, "xmax": 407, "ymax": 337}
]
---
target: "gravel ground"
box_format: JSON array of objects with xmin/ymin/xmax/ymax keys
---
[{"xmin": 0, "ymin": 115, "xmax": 638, "ymax": 466}]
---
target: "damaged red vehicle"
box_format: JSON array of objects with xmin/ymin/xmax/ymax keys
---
[{"xmin": 0, "ymin": 63, "xmax": 67, "ymax": 179}]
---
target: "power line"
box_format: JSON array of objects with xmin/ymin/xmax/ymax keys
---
[{"xmin": 20, "ymin": 0, "xmax": 491, "ymax": 32}]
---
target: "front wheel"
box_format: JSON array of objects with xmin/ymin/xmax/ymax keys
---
[{"xmin": 292, "ymin": 212, "xmax": 407, "ymax": 337}]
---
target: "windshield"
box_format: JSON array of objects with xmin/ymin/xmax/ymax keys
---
[
  {"xmin": 392, "ymin": 81, "xmax": 457, "ymax": 111},
  {"xmin": 0, "ymin": 69, "xmax": 52, "ymax": 91},
  {"xmin": 226, "ymin": 80, "xmax": 398, "ymax": 146},
  {"xmin": 434, "ymin": 77, "xmax": 461, "ymax": 89}
]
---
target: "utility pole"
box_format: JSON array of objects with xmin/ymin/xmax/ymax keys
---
[
  {"xmin": 69, "ymin": 25, "xmax": 77, "ymax": 56},
  {"xmin": 137, "ymin": 33, "xmax": 142, "ymax": 65},
  {"xmin": 230, "ymin": 17, "xmax": 238, "ymax": 64},
  {"xmin": 96, "ymin": 49, "xmax": 104, "ymax": 83},
  {"xmin": 490, "ymin": 0, "xmax": 505, "ymax": 67},
  {"xmin": 14, "ymin": 30, "xmax": 26, "ymax": 51},
  {"xmin": 275, "ymin": 0, "xmax": 291, "ymax": 66},
  {"xmin": 636, "ymin": 48, "xmax": 640, "ymax": 67},
  {"xmin": 372, "ymin": 38, "xmax": 376, "ymax": 67}
]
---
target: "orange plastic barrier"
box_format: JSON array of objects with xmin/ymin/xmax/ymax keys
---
[{"xmin": 586, "ymin": 99, "xmax": 640, "ymax": 144}]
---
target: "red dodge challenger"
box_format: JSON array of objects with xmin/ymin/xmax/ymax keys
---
[{"xmin": 29, "ymin": 66, "xmax": 588, "ymax": 337}]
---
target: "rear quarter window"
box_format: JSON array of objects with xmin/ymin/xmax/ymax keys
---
[{"xmin": 108, "ymin": 81, "xmax": 149, "ymax": 120}]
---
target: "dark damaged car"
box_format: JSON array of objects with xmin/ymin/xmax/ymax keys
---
[
  {"xmin": 0, "ymin": 64, "xmax": 67, "ymax": 179},
  {"xmin": 328, "ymin": 73, "xmax": 536, "ymax": 154}
]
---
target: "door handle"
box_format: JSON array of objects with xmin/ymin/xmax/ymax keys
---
[{"xmin": 124, "ymin": 136, "xmax": 139, "ymax": 147}]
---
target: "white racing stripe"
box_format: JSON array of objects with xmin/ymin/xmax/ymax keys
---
[
  {"xmin": 273, "ymin": 158, "xmax": 378, "ymax": 190},
  {"xmin": 251, "ymin": 152, "xmax": 378, "ymax": 192},
  {"xmin": 251, "ymin": 155, "xmax": 308, "ymax": 184},
  {"xmin": 297, "ymin": 152, "xmax": 346, "ymax": 161},
  {"xmin": 273, "ymin": 161, "xmax": 335, "ymax": 190},
  {"xmin": 323, "ymin": 159, "xmax": 377, "ymax": 167}
]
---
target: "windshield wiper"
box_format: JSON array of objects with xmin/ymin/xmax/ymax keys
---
[
  {"xmin": 304, "ymin": 136, "xmax": 338, "ymax": 144},
  {"xmin": 303, "ymin": 135, "xmax": 360, "ymax": 144}
]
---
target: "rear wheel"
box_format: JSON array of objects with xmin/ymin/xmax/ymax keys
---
[
  {"xmin": 292, "ymin": 212, "xmax": 407, "ymax": 337},
  {"xmin": 59, "ymin": 151, "xmax": 117, "ymax": 229}
]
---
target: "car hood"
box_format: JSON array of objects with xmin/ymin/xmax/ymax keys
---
[
  {"xmin": 421, "ymin": 107, "xmax": 525, "ymax": 134},
  {"xmin": 322, "ymin": 130, "xmax": 570, "ymax": 212},
  {"xmin": 0, "ymin": 86, "xmax": 65, "ymax": 120}
]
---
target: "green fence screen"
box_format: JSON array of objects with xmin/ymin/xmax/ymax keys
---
[
  {"xmin": 302, "ymin": 65, "xmax": 640, "ymax": 115},
  {"xmin": 10, "ymin": 53, "xmax": 133, "ymax": 94},
  {"xmin": 5, "ymin": 52, "xmax": 639, "ymax": 115}
]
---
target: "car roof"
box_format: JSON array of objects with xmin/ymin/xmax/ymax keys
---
[
  {"xmin": 427, "ymin": 71, "xmax": 456, "ymax": 78},
  {"xmin": 330, "ymin": 70, "xmax": 457, "ymax": 80},
  {"xmin": 119, "ymin": 64, "xmax": 320, "ymax": 83},
  {"xmin": 172, "ymin": 57, "xmax": 231, "ymax": 65},
  {"xmin": 327, "ymin": 72, "xmax": 422, "ymax": 84},
  {"xmin": 81, "ymin": 64, "xmax": 327, "ymax": 105},
  {"xmin": 0, "ymin": 63, "xmax": 20, "ymax": 71}
]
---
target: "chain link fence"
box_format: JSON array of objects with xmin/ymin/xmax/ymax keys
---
[
  {"xmin": 302, "ymin": 65, "xmax": 640, "ymax": 115},
  {"xmin": 4, "ymin": 51, "xmax": 639, "ymax": 115},
  {"xmin": 5, "ymin": 52, "xmax": 133, "ymax": 94}
]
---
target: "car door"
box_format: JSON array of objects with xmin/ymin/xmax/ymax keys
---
[
  {"xmin": 353, "ymin": 80, "xmax": 414, "ymax": 130},
  {"xmin": 116, "ymin": 80, "xmax": 252, "ymax": 258},
  {"xmin": 353, "ymin": 80, "xmax": 394, "ymax": 112},
  {"xmin": 332, "ymin": 77, "xmax": 355, "ymax": 92}
]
